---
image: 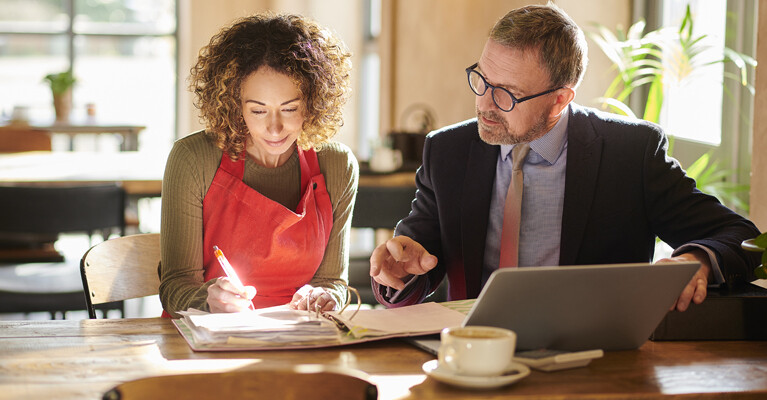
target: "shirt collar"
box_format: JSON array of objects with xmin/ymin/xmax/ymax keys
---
[{"xmin": 500, "ymin": 105, "xmax": 570, "ymax": 164}]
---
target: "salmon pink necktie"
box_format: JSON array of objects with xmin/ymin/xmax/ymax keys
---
[{"xmin": 499, "ymin": 143, "xmax": 530, "ymax": 268}]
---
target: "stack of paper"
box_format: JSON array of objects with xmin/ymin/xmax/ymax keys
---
[
  {"xmin": 172, "ymin": 301, "xmax": 469, "ymax": 351},
  {"xmin": 179, "ymin": 306, "xmax": 340, "ymax": 346}
]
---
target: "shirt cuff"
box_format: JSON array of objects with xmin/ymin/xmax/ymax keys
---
[
  {"xmin": 672, "ymin": 243, "xmax": 725, "ymax": 286},
  {"xmin": 385, "ymin": 274, "xmax": 419, "ymax": 303}
]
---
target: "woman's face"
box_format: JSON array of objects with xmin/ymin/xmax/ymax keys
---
[{"xmin": 240, "ymin": 67, "xmax": 305, "ymax": 168}]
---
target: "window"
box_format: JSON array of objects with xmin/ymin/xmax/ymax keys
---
[
  {"xmin": 646, "ymin": 0, "xmax": 756, "ymax": 211},
  {"xmin": 358, "ymin": 0, "xmax": 381, "ymax": 161},
  {"xmin": 658, "ymin": 0, "xmax": 727, "ymax": 145},
  {"xmin": 647, "ymin": 0, "xmax": 755, "ymax": 260},
  {"xmin": 0, "ymin": 0, "xmax": 177, "ymax": 155}
]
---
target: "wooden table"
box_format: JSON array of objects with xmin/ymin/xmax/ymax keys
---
[
  {"xmin": 1, "ymin": 119, "xmax": 146, "ymax": 151},
  {"xmin": 2, "ymin": 318, "xmax": 766, "ymax": 400},
  {"xmin": 0, "ymin": 151, "xmax": 163, "ymax": 196}
]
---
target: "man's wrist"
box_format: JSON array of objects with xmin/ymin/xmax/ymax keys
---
[{"xmin": 672, "ymin": 245, "xmax": 718, "ymax": 282}]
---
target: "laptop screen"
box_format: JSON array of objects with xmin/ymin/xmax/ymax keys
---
[{"xmin": 462, "ymin": 262, "xmax": 699, "ymax": 351}]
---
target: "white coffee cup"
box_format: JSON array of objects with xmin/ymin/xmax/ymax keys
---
[
  {"xmin": 369, "ymin": 146, "xmax": 403, "ymax": 172},
  {"xmin": 10, "ymin": 105, "xmax": 30, "ymax": 123},
  {"xmin": 438, "ymin": 326, "xmax": 516, "ymax": 377}
]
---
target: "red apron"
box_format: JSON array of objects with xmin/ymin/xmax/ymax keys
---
[{"xmin": 164, "ymin": 148, "xmax": 333, "ymax": 316}]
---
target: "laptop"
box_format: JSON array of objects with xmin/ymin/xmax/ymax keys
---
[{"xmin": 406, "ymin": 262, "xmax": 699, "ymax": 353}]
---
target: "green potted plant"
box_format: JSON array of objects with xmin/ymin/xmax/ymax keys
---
[
  {"xmin": 587, "ymin": 5, "xmax": 756, "ymax": 210},
  {"xmin": 742, "ymin": 233, "xmax": 767, "ymax": 279},
  {"xmin": 43, "ymin": 69, "xmax": 76, "ymax": 122}
]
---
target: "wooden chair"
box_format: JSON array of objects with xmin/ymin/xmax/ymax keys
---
[
  {"xmin": 349, "ymin": 184, "xmax": 417, "ymax": 304},
  {"xmin": 0, "ymin": 126, "xmax": 52, "ymax": 152},
  {"xmin": 102, "ymin": 366, "xmax": 377, "ymax": 400},
  {"xmin": 0, "ymin": 183, "xmax": 126, "ymax": 243},
  {"xmin": 80, "ymin": 233, "xmax": 161, "ymax": 319},
  {"xmin": 0, "ymin": 184, "xmax": 126, "ymax": 318},
  {"xmin": 349, "ymin": 183, "xmax": 449, "ymax": 304}
]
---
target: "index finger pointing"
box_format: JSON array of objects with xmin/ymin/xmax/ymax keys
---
[{"xmin": 370, "ymin": 242, "xmax": 391, "ymax": 276}]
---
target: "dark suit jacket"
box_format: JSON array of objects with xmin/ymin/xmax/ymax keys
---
[{"xmin": 374, "ymin": 103, "xmax": 760, "ymax": 306}]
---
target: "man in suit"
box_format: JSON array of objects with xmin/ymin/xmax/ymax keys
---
[{"xmin": 369, "ymin": 3, "xmax": 760, "ymax": 311}]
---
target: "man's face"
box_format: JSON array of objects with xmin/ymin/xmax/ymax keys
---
[{"xmin": 474, "ymin": 39, "xmax": 558, "ymax": 145}]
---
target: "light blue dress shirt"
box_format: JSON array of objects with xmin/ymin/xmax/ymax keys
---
[{"xmin": 482, "ymin": 111, "xmax": 569, "ymax": 285}]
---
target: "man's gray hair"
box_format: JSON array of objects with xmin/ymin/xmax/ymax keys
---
[{"xmin": 490, "ymin": 3, "xmax": 588, "ymax": 89}]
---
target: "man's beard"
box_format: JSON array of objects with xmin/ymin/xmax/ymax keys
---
[{"xmin": 477, "ymin": 106, "xmax": 550, "ymax": 145}]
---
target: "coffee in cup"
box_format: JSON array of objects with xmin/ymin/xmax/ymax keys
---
[{"xmin": 438, "ymin": 326, "xmax": 516, "ymax": 377}]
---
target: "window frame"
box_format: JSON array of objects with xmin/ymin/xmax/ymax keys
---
[
  {"xmin": 634, "ymin": 0, "xmax": 756, "ymax": 212},
  {"xmin": 0, "ymin": 0, "xmax": 179, "ymax": 153}
]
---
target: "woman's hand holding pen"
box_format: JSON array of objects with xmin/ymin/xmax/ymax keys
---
[
  {"xmin": 207, "ymin": 277, "xmax": 257, "ymax": 313},
  {"xmin": 289, "ymin": 285, "xmax": 336, "ymax": 312}
]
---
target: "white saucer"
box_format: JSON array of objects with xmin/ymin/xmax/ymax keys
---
[{"xmin": 422, "ymin": 359, "xmax": 530, "ymax": 389}]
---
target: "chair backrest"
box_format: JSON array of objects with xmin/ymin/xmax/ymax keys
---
[
  {"xmin": 80, "ymin": 233, "xmax": 161, "ymax": 319},
  {"xmin": 103, "ymin": 366, "xmax": 377, "ymax": 400},
  {"xmin": 0, "ymin": 184, "xmax": 126, "ymax": 238},
  {"xmin": 0, "ymin": 127, "xmax": 52, "ymax": 153},
  {"xmin": 351, "ymin": 185, "xmax": 416, "ymax": 229}
]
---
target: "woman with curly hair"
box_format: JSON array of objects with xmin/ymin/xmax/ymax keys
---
[{"xmin": 159, "ymin": 13, "xmax": 358, "ymax": 318}]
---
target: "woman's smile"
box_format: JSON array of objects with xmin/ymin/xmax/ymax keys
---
[{"xmin": 264, "ymin": 137, "xmax": 289, "ymax": 147}]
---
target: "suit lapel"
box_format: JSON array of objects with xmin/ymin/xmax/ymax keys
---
[
  {"xmin": 560, "ymin": 105, "xmax": 603, "ymax": 265},
  {"xmin": 461, "ymin": 135, "xmax": 498, "ymax": 298}
]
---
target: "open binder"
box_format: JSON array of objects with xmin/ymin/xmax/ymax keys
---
[{"xmin": 172, "ymin": 290, "xmax": 474, "ymax": 352}]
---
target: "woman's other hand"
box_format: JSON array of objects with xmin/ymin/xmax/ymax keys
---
[{"xmin": 289, "ymin": 285, "xmax": 336, "ymax": 312}]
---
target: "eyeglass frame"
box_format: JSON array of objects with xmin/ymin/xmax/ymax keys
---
[{"xmin": 465, "ymin": 62, "xmax": 563, "ymax": 112}]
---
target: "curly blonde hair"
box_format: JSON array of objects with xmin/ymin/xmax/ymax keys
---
[{"xmin": 189, "ymin": 13, "xmax": 352, "ymax": 160}]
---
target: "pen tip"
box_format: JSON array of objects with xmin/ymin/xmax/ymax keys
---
[{"xmin": 213, "ymin": 245, "xmax": 219, "ymax": 251}]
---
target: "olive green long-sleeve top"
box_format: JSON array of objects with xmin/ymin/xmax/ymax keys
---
[{"xmin": 159, "ymin": 131, "xmax": 358, "ymax": 318}]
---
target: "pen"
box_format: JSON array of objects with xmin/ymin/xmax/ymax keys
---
[{"xmin": 213, "ymin": 245, "xmax": 255, "ymax": 310}]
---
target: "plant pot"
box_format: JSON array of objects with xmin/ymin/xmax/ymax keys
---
[{"xmin": 53, "ymin": 88, "xmax": 73, "ymax": 122}]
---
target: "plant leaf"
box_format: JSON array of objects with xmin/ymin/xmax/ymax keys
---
[
  {"xmin": 596, "ymin": 97, "xmax": 636, "ymax": 118},
  {"xmin": 755, "ymin": 232, "xmax": 767, "ymax": 249},
  {"xmin": 685, "ymin": 152, "xmax": 710, "ymax": 180},
  {"xmin": 627, "ymin": 19, "xmax": 647, "ymax": 41},
  {"xmin": 756, "ymin": 264, "xmax": 767, "ymax": 279},
  {"xmin": 643, "ymin": 75, "xmax": 663, "ymax": 123}
]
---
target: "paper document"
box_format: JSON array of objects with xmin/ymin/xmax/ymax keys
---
[
  {"xmin": 326, "ymin": 302, "xmax": 467, "ymax": 338},
  {"xmin": 173, "ymin": 301, "xmax": 469, "ymax": 351},
  {"xmin": 179, "ymin": 306, "xmax": 340, "ymax": 346}
]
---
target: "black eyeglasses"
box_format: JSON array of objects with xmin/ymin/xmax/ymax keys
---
[{"xmin": 466, "ymin": 62, "xmax": 562, "ymax": 112}]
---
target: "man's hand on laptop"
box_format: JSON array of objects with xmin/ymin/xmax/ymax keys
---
[
  {"xmin": 656, "ymin": 249, "xmax": 711, "ymax": 312},
  {"xmin": 370, "ymin": 236, "xmax": 438, "ymax": 290}
]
